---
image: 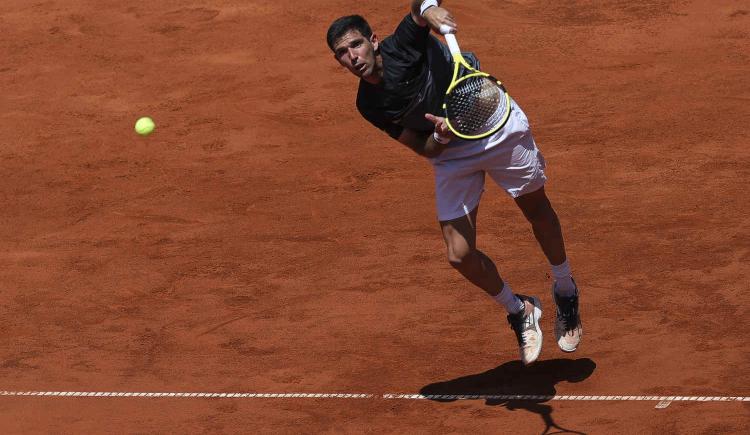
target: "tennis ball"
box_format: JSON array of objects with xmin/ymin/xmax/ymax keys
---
[{"xmin": 134, "ymin": 117, "xmax": 155, "ymax": 136}]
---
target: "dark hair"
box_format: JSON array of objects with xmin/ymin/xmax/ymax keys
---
[{"xmin": 326, "ymin": 15, "xmax": 373, "ymax": 51}]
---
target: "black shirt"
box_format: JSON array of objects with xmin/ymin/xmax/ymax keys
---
[{"xmin": 356, "ymin": 15, "xmax": 454, "ymax": 139}]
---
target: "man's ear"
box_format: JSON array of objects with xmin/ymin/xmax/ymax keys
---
[{"xmin": 370, "ymin": 33, "xmax": 379, "ymax": 52}]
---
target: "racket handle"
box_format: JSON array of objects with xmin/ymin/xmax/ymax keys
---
[
  {"xmin": 443, "ymin": 32, "xmax": 461, "ymax": 55},
  {"xmin": 439, "ymin": 24, "xmax": 455, "ymax": 35}
]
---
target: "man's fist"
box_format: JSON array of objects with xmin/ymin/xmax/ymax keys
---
[{"xmin": 422, "ymin": 7, "xmax": 457, "ymax": 34}]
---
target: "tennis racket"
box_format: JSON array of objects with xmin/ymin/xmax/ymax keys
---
[{"xmin": 439, "ymin": 25, "xmax": 512, "ymax": 140}]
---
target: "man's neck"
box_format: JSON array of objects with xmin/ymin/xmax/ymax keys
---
[{"xmin": 362, "ymin": 55, "xmax": 384, "ymax": 85}]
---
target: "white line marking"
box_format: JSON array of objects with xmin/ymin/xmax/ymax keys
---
[
  {"xmin": 0, "ymin": 391, "xmax": 374, "ymax": 399},
  {"xmin": 383, "ymin": 394, "xmax": 750, "ymax": 402},
  {"xmin": 0, "ymin": 391, "xmax": 748, "ymax": 405}
]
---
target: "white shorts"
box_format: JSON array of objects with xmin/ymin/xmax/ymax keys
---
[{"xmin": 431, "ymin": 103, "xmax": 547, "ymax": 222}]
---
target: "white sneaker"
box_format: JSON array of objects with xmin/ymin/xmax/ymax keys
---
[
  {"xmin": 552, "ymin": 282, "xmax": 582, "ymax": 352},
  {"xmin": 506, "ymin": 295, "xmax": 543, "ymax": 365}
]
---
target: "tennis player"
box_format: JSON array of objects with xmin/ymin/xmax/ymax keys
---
[{"xmin": 326, "ymin": 0, "xmax": 582, "ymax": 365}]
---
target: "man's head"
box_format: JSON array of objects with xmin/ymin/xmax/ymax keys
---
[{"xmin": 327, "ymin": 15, "xmax": 382, "ymax": 84}]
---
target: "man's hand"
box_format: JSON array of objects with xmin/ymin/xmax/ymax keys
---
[
  {"xmin": 421, "ymin": 113, "xmax": 454, "ymax": 157},
  {"xmin": 422, "ymin": 7, "xmax": 457, "ymax": 34},
  {"xmin": 425, "ymin": 113, "xmax": 453, "ymax": 141}
]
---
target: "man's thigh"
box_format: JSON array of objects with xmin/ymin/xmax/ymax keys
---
[
  {"xmin": 485, "ymin": 131, "xmax": 547, "ymax": 199},
  {"xmin": 433, "ymin": 158, "xmax": 486, "ymax": 222}
]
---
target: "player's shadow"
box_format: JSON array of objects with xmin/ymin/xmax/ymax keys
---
[{"xmin": 420, "ymin": 358, "xmax": 596, "ymax": 435}]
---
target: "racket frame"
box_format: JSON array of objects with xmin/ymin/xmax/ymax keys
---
[{"xmin": 442, "ymin": 33, "xmax": 512, "ymax": 140}]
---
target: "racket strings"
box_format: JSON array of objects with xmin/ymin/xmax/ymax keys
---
[{"xmin": 445, "ymin": 76, "xmax": 509, "ymax": 136}]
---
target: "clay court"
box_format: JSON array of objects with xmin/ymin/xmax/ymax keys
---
[{"xmin": 1, "ymin": 0, "xmax": 749, "ymax": 433}]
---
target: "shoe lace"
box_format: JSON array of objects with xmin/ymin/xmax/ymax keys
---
[
  {"xmin": 557, "ymin": 297, "xmax": 579, "ymax": 332},
  {"xmin": 508, "ymin": 310, "xmax": 533, "ymax": 346}
]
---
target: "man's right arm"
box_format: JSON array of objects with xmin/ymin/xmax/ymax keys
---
[
  {"xmin": 409, "ymin": 1, "xmax": 456, "ymax": 32},
  {"xmin": 409, "ymin": 0, "xmax": 440, "ymax": 26}
]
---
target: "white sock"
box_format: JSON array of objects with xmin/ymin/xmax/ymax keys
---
[
  {"xmin": 493, "ymin": 283, "xmax": 524, "ymax": 314},
  {"xmin": 551, "ymin": 259, "xmax": 576, "ymax": 296}
]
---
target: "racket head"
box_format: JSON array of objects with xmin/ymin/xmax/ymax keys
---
[
  {"xmin": 439, "ymin": 33, "xmax": 512, "ymax": 140},
  {"xmin": 443, "ymin": 71, "xmax": 511, "ymax": 140}
]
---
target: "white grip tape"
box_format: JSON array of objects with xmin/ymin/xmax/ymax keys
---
[
  {"xmin": 443, "ymin": 32, "xmax": 461, "ymax": 55},
  {"xmin": 439, "ymin": 24, "xmax": 455, "ymax": 35}
]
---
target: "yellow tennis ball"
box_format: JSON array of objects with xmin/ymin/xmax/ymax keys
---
[{"xmin": 134, "ymin": 117, "xmax": 155, "ymax": 136}]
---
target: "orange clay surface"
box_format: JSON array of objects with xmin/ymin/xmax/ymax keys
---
[{"xmin": 1, "ymin": 1, "xmax": 749, "ymax": 433}]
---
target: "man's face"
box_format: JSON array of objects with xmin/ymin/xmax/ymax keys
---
[{"xmin": 332, "ymin": 29, "xmax": 380, "ymax": 83}]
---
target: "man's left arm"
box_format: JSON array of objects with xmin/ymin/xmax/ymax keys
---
[
  {"xmin": 394, "ymin": 113, "xmax": 454, "ymax": 158},
  {"xmin": 396, "ymin": 128, "xmax": 444, "ymax": 158}
]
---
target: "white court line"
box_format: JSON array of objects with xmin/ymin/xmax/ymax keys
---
[
  {"xmin": 0, "ymin": 391, "xmax": 373, "ymax": 399},
  {"xmin": 1, "ymin": 391, "xmax": 748, "ymax": 404},
  {"xmin": 383, "ymin": 394, "xmax": 750, "ymax": 408},
  {"xmin": 383, "ymin": 394, "xmax": 750, "ymax": 401}
]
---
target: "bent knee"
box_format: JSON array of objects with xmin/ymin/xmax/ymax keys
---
[{"xmin": 447, "ymin": 245, "xmax": 476, "ymax": 267}]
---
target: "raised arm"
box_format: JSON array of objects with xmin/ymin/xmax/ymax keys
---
[{"xmin": 410, "ymin": 0, "xmax": 457, "ymax": 33}]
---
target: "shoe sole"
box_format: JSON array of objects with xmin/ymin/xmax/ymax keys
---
[
  {"xmin": 558, "ymin": 340, "xmax": 578, "ymax": 353},
  {"xmin": 523, "ymin": 296, "xmax": 543, "ymax": 365}
]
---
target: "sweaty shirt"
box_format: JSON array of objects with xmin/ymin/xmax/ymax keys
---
[{"xmin": 356, "ymin": 15, "xmax": 454, "ymax": 139}]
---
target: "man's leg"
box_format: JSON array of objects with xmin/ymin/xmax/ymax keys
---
[
  {"xmin": 514, "ymin": 186, "xmax": 582, "ymax": 352},
  {"xmin": 513, "ymin": 186, "xmax": 566, "ymax": 265},
  {"xmin": 439, "ymin": 206, "xmax": 505, "ymax": 298},
  {"xmin": 439, "ymin": 205, "xmax": 542, "ymax": 364}
]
